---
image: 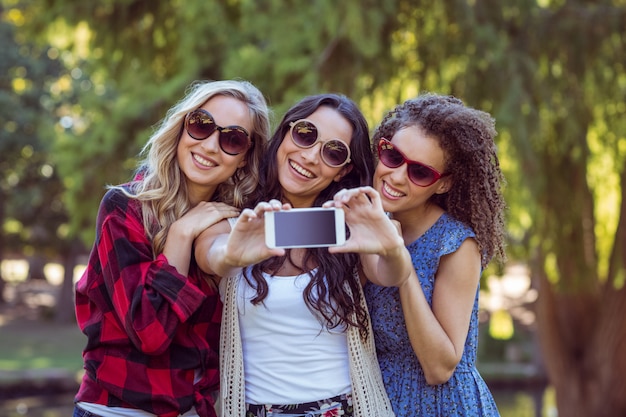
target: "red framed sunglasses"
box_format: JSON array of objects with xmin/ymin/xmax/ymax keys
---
[
  {"xmin": 289, "ymin": 119, "xmax": 351, "ymax": 167},
  {"xmin": 184, "ymin": 109, "xmax": 251, "ymax": 155},
  {"xmin": 377, "ymin": 138, "xmax": 448, "ymax": 187}
]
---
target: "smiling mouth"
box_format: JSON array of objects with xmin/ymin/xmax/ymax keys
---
[
  {"xmin": 382, "ymin": 181, "xmax": 404, "ymax": 198},
  {"xmin": 193, "ymin": 153, "xmax": 216, "ymax": 167},
  {"xmin": 289, "ymin": 160, "xmax": 314, "ymax": 178}
]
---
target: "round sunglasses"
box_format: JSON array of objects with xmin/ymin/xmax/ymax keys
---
[
  {"xmin": 377, "ymin": 138, "xmax": 448, "ymax": 187},
  {"xmin": 289, "ymin": 119, "xmax": 351, "ymax": 168},
  {"xmin": 184, "ymin": 109, "xmax": 251, "ymax": 155}
]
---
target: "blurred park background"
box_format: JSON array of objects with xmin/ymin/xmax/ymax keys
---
[{"xmin": 1, "ymin": 0, "xmax": 625, "ymax": 416}]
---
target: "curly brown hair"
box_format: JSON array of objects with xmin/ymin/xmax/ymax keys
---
[{"xmin": 372, "ymin": 93, "xmax": 507, "ymax": 268}]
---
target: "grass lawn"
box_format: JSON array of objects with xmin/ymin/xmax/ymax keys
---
[
  {"xmin": 0, "ymin": 277, "xmax": 84, "ymax": 376},
  {"xmin": 0, "ymin": 315, "xmax": 84, "ymax": 374},
  {"xmin": 0, "ymin": 283, "xmax": 85, "ymax": 416}
]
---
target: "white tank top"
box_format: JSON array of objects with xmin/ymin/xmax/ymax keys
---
[{"xmin": 233, "ymin": 270, "xmax": 351, "ymax": 405}]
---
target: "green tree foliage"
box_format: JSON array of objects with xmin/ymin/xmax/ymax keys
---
[
  {"xmin": 16, "ymin": 0, "xmax": 403, "ymax": 241},
  {"xmin": 396, "ymin": 1, "xmax": 626, "ymax": 415},
  {"xmin": 0, "ymin": 9, "xmax": 68, "ymax": 290}
]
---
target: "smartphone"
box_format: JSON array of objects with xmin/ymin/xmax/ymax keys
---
[{"xmin": 264, "ymin": 207, "xmax": 346, "ymax": 249}]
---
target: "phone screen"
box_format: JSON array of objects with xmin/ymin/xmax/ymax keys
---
[{"xmin": 273, "ymin": 210, "xmax": 338, "ymax": 247}]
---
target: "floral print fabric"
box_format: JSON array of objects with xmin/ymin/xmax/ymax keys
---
[{"xmin": 246, "ymin": 392, "xmax": 352, "ymax": 417}]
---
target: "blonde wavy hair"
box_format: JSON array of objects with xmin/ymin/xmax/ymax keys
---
[{"xmin": 111, "ymin": 80, "xmax": 271, "ymax": 255}]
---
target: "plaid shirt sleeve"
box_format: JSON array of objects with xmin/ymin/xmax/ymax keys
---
[
  {"xmin": 81, "ymin": 187, "xmax": 207, "ymax": 354},
  {"xmin": 75, "ymin": 188, "xmax": 221, "ymax": 416}
]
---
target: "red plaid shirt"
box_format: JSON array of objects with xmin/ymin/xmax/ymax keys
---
[{"xmin": 74, "ymin": 187, "xmax": 221, "ymax": 417}]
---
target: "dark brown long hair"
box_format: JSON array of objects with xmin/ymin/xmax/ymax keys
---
[{"xmin": 245, "ymin": 94, "xmax": 375, "ymax": 334}]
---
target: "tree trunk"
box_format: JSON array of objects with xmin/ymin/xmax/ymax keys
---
[
  {"xmin": 536, "ymin": 264, "xmax": 626, "ymax": 416},
  {"xmin": 54, "ymin": 240, "xmax": 81, "ymax": 324},
  {"xmin": 27, "ymin": 254, "xmax": 47, "ymax": 280},
  {"xmin": 535, "ymin": 161, "xmax": 626, "ymax": 417},
  {"xmin": 0, "ymin": 271, "xmax": 5, "ymax": 304},
  {"xmin": 0, "ymin": 189, "xmax": 6, "ymax": 303}
]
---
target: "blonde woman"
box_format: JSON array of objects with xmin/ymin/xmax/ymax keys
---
[{"xmin": 73, "ymin": 80, "xmax": 270, "ymax": 417}]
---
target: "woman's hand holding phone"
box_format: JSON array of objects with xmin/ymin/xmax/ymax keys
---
[
  {"xmin": 325, "ymin": 186, "xmax": 413, "ymax": 287},
  {"xmin": 222, "ymin": 200, "xmax": 289, "ymax": 268},
  {"xmin": 325, "ymin": 187, "xmax": 404, "ymax": 255}
]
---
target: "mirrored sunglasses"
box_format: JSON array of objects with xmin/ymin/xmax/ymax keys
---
[
  {"xmin": 289, "ymin": 119, "xmax": 351, "ymax": 168},
  {"xmin": 185, "ymin": 109, "xmax": 251, "ymax": 155}
]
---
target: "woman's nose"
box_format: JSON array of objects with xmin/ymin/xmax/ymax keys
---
[{"xmin": 200, "ymin": 130, "xmax": 221, "ymax": 153}]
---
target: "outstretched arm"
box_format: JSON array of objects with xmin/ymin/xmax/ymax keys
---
[
  {"xmin": 325, "ymin": 186, "xmax": 412, "ymax": 287},
  {"xmin": 195, "ymin": 200, "xmax": 288, "ymax": 278}
]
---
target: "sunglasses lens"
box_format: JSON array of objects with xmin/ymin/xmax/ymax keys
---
[
  {"xmin": 219, "ymin": 127, "xmax": 250, "ymax": 155},
  {"xmin": 408, "ymin": 164, "xmax": 437, "ymax": 186},
  {"xmin": 379, "ymin": 139, "xmax": 442, "ymax": 186},
  {"xmin": 378, "ymin": 146, "xmax": 404, "ymax": 168},
  {"xmin": 186, "ymin": 110, "xmax": 216, "ymax": 140},
  {"xmin": 291, "ymin": 120, "xmax": 318, "ymax": 147},
  {"xmin": 322, "ymin": 140, "xmax": 350, "ymax": 167}
]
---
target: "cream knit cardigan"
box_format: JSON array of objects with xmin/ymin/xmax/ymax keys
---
[{"xmin": 219, "ymin": 273, "xmax": 395, "ymax": 417}]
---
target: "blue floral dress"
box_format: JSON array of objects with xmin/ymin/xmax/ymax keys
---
[{"xmin": 364, "ymin": 213, "xmax": 500, "ymax": 417}]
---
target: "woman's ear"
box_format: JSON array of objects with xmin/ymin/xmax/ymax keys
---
[
  {"xmin": 333, "ymin": 164, "xmax": 353, "ymax": 182},
  {"xmin": 435, "ymin": 177, "xmax": 453, "ymax": 194}
]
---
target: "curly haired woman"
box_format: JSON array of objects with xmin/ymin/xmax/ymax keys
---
[{"xmin": 327, "ymin": 93, "xmax": 506, "ymax": 417}]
